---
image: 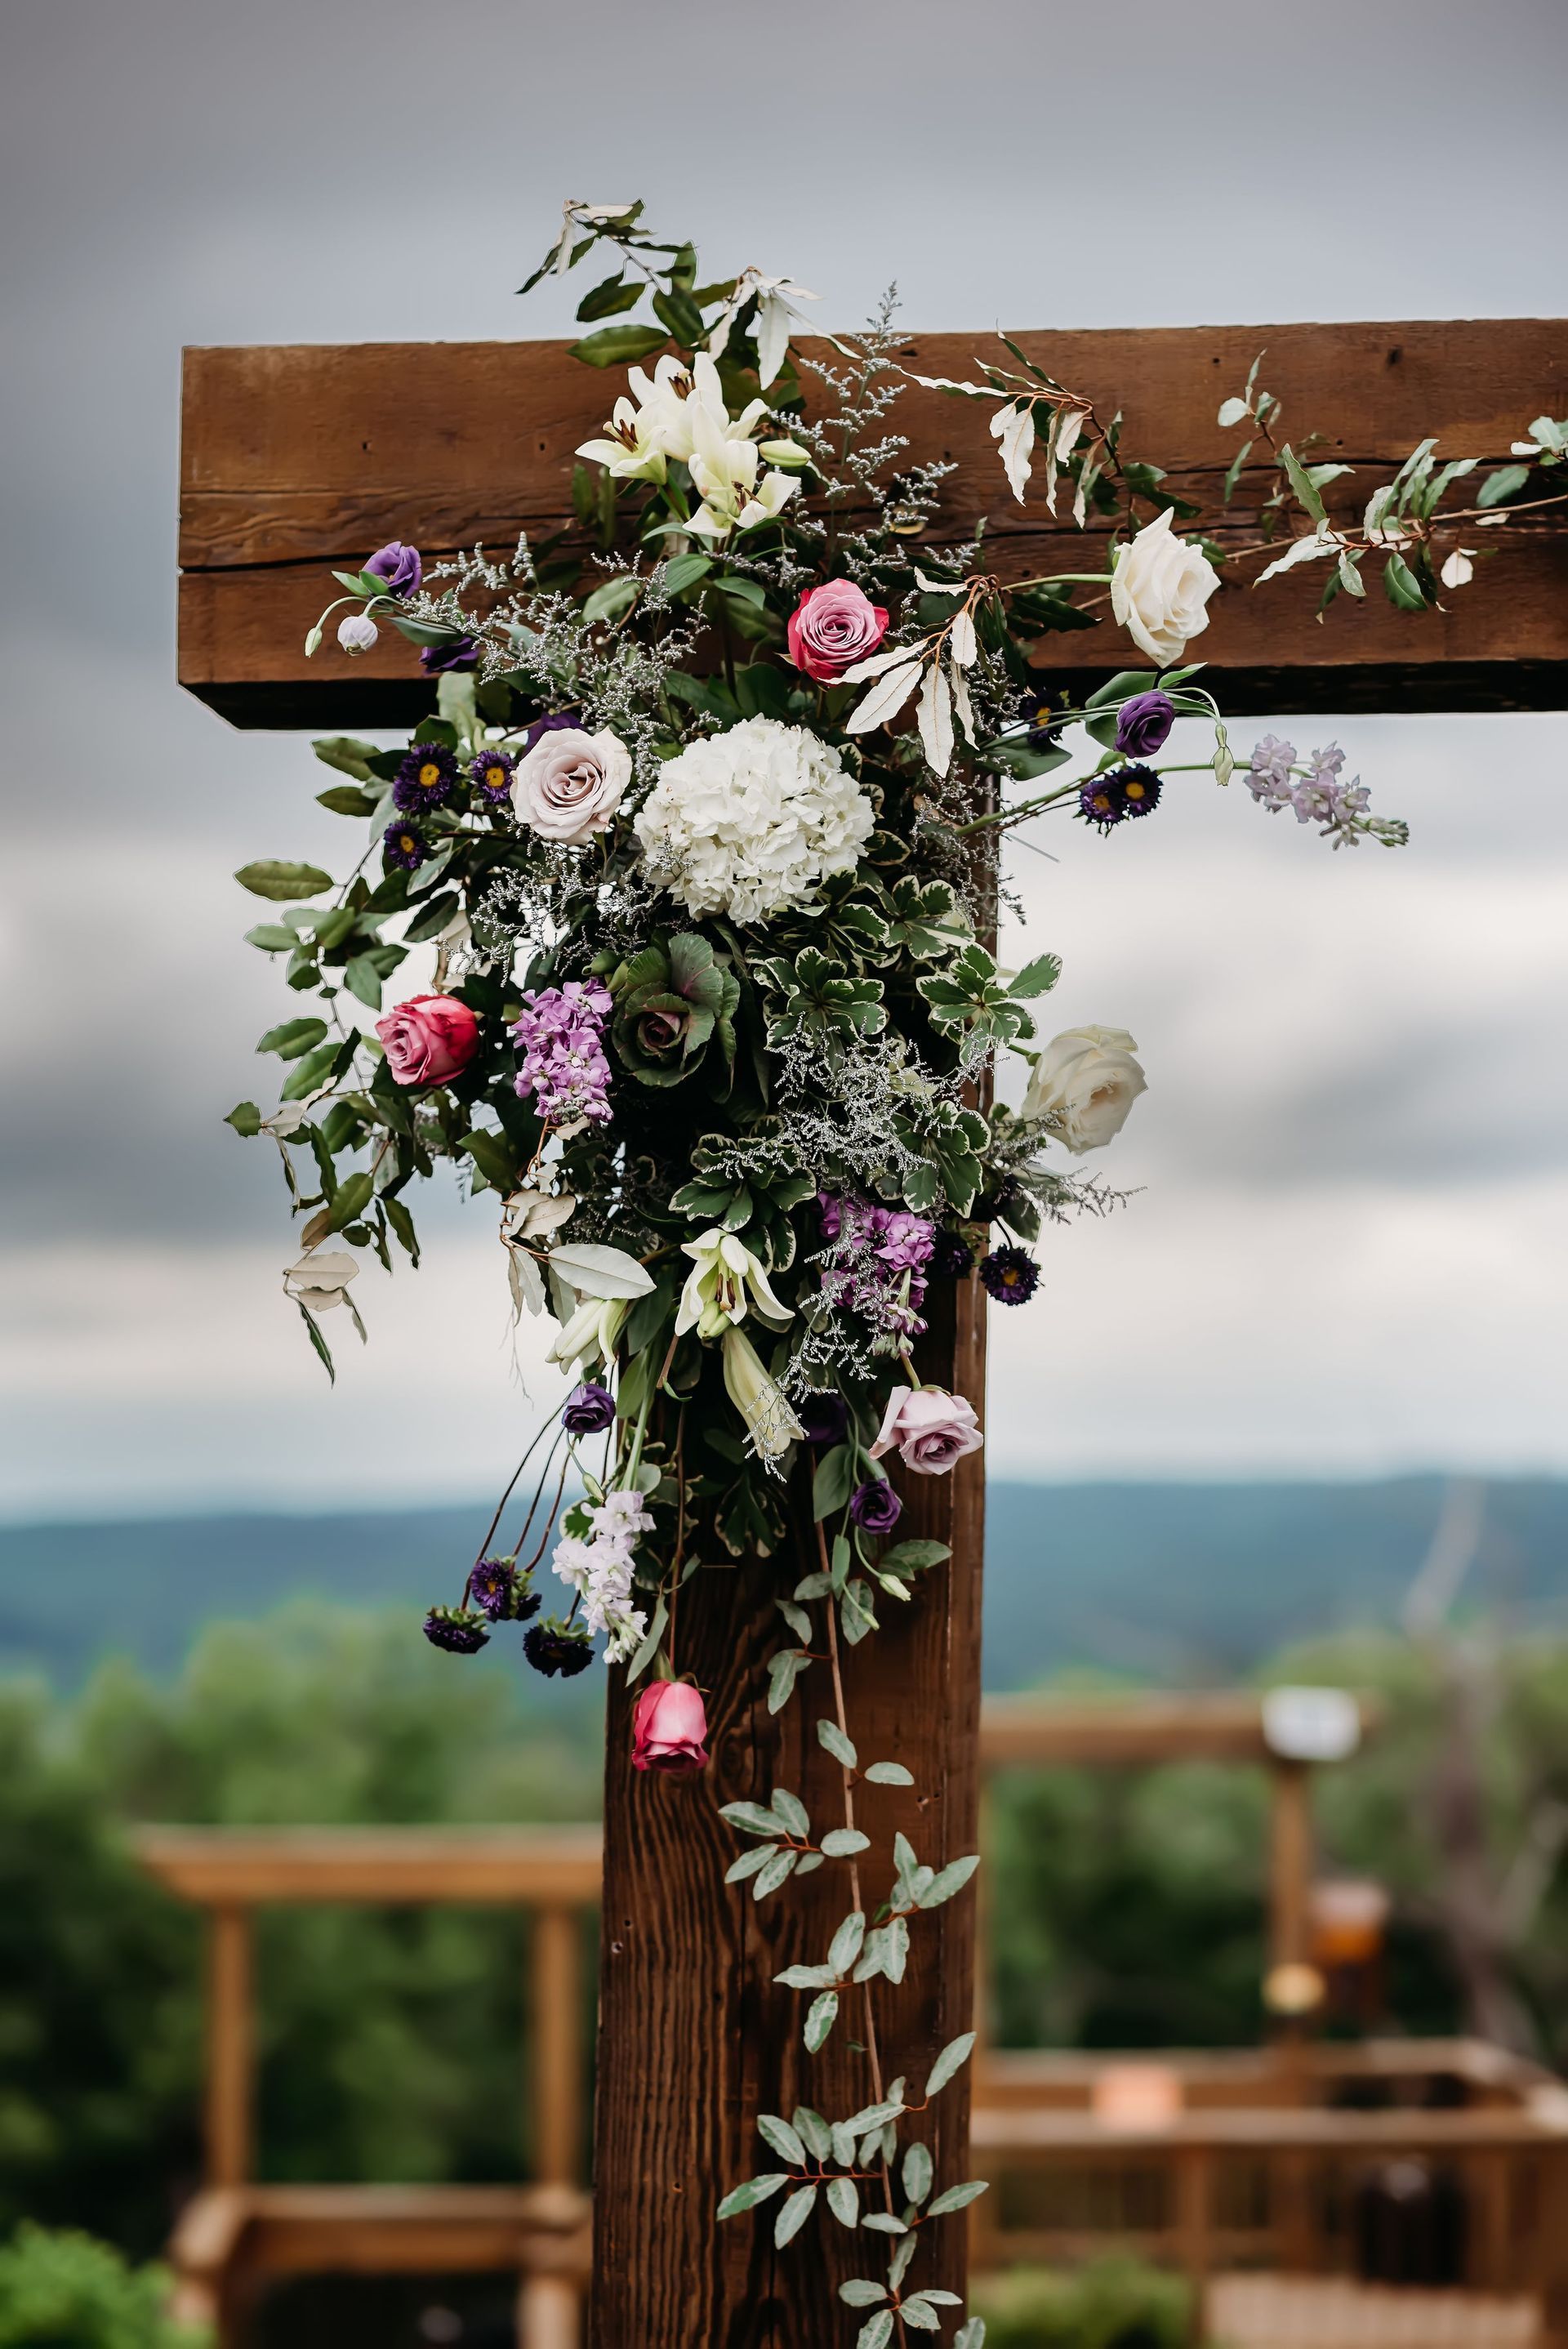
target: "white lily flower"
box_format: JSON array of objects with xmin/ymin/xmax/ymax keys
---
[
  {"xmin": 721, "ymin": 1326, "xmax": 805, "ymax": 1463},
  {"xmin": 576, "ymin": 393, "xmax": 669, "ymax": 486},
  {"xmin": 687, "ymin": 404, "xmax": 800, "ymax": 539},
  {"xmin": 675, "ymin": 1229, "xmax": 793, "ymax": 1340},
  {"xmin": 546, "ymin": 1295, "xmax": 629, "ymax": 1372}
]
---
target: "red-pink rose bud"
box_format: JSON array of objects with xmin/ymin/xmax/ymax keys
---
[
  {"xmin": 375, "ymin": 993, "xmax": 480, "ymax": 1087},
  {"xmin": 786, "ymin": 580, "xmax": 889, "ymax": 684},
  {"xmin": 631, "ymin": 1679, "xmax": 710, "ymax": 1775}
]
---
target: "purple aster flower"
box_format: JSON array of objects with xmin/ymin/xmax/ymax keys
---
[
  {"xmin": 1115, "ymin": 689, "xmax": 1176, "ymax": 759},
  {"xmin": 364, "ymin": 540, "xmax": 422, "ymax": 596},
  {"xmin": 468, "ymin": 1558, "xmax": 517, "ymax": 1620},
  {"xmin": 1023, "ymin": 697, "xmax": 1065, "ymax": 751},
  {"xmin": 798, "ymin": 1392, "xmax": 849, "ymax": 1446},
  {"xmin": 849, "ymin": 1478, "xmax": 903, "ymax": 1534},
  {"xmin": 562, "ymin": 1381, "xmax": 616, "ymax": 1435},
  {"xmin": 929, "ymin": 1229, "xmax": 974, "ymax": 1280},
  {"xmin": 468, "ymin": 747, "xmax": 516, "ymax": 805},
  {"xmin": 421, "ymin": 635, "xmax": 479, "ymax": 674},
  {"xmin": 422, "ymin": 1604, "xmax": 489, "ymax": 1655},
  {"xmin": 980, "ymin": 1245, "xmax": 1040, "ymax": 1305},
  {"xmin": 523, "ymin": 1617, "xmax": 596, "ymax": 1678},
  {"xmin": 384, "ymin": 820, "xmax": 429, "ymax": 871},
  {"xmin": 394, "ymin": 742, "xmax": 460, "ymax": 810},
  {"xmin": 1078, "ymin": 766, "xmax": 1162, "ymax": 833}
]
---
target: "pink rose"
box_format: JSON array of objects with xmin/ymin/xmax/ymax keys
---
[
  {"xmin": 787, "ymin": 581, "xmax": 889, "ymax": 684},
  {"xmin": 512, "ymin": 726, "xmax": 631, "ymax": 845},
  {"xmin": 375, "ymin": 993, "xmax": 480, "ymax": 1087},
  {"xmin": 631, "ymin": 1679, "xmax": 710, "ymax": 1775},
  {"xmin": 869, "ymin": 1384, "xmax": 984, "ymax": 1477}
]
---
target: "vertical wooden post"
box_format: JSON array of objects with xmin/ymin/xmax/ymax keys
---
[
  {"xmin": 588, "ymin": 1276, "xmax": 987, "ymax": 2349},
  {"xmin": 1268, "ymin": 1762, "xmax": 1312, "ymax": 1977},
  {"xmin": 205, "ymin": 1905, "xmax": 253, "ymax": 2187},
  {"xmin": 532, "ymin": 1907, "xmax": 582, "ymax": 2186}
]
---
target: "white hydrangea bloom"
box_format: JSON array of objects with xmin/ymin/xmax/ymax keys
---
[{"xmin": 634, "ymin": 717, "xmax": 874, "ymax": 924}]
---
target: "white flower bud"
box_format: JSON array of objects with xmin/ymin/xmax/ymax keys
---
[{"xmin": 337, "ymin": 613, "xmax": 379, "ymax": 655}]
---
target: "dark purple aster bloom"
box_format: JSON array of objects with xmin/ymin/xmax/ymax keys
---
[
  {"xmin": 849, "ymin": 1478, "xmax": 903, "ymax": 1535},
  {"xmin": 468, "ymin": 747, "xmax": 516, "ymax": 805},
  {"xmin": 384, "ymin": 819, "xmax": 429, "ymax": 870},
  {"xmin": 1078, "ymin": 765, "xmax": 1162, "ymax": 833},
  {"xmin": 798, "ymin": 1392, "xmax": 849, "ymax": 1447},
  {"xmin": 523, "ymin": 1618, "xmax": 595, "ymax": 1678},
  {"xmin": 421, "ymin": 635, "xmax": 479, "ymax": 674},
  {"xmin": 980, "ymin": 1245, "xmax": 1040, "ymax": 1305},
  {"xmin": 929, "ymin": 1229, "xmax": 974, "ymax": 1280},
  {"xmin": 423, "ymin": 1604, "xmax": 490, "ymax": 1655},
  {"xmin": 394, "ymin": 742, "xmax": 460, "ymax": 810},
  {"xmin": 1024, "ymin": 698, "xmax": 1066, "ymax": 751},
  {"xmin": 364, "ymin": 539, "xmax": 422, "ymax": 596},
  {"xmin": 1115, "ymin": 689, "xmax": 1176, "ymax": 759},
  {"xmin": 562, "ymin": 1380, "xmax": 616, "ymax": 1436},
  {"xmin": 468, "ymin": 1558, "xmax": 516, "ymax": 1620}
]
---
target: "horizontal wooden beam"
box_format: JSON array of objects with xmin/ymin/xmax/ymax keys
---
[
  {"xmin": 178, "ymin": 320, "xmax": 1568, "ymax": 727},
  {"xmin": 977, "ymin": 1691, "xmax": 1376, "ymax": 1767},
  {"xmin": 131, "ymin": 1823, "xmax": 604, "ymax": 1906}
]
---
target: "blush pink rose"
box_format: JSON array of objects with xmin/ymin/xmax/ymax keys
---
[
  {"xmin": 512, "ymin": 726, "xmax": 631, "ymax": 844},
  {"xmin": 375, "ymin": 993, "xmax": 480, "ymax": 1087},
  {"xmin": 631, "ymin": 1679, "xmax": 710, "ymax": 1775},
  {"xmin": 787, "ymin": 581, "xmax": 889, "ymax": 684},
  {"xmin": 868, "ymin": 1384, "xmax": 984, "ymax": 1477}
]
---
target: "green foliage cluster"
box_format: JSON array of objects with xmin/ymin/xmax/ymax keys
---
[
  {"xmin": 0, "ymin": 2225, "xmax": 205, "ymax": 2349},
  {"xmin": 970, "ymin": 2258, "xmax": 1193, "ymax": 2349}
]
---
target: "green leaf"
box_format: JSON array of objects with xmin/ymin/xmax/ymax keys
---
[
  {"xmin": 582, "ymin": 574, "xmax": 642, "ymax": 626},
  {"xmin": 820, "ymin": 1828, "xmax": 869, "ymax": 1859},
  {"xmin": 842, "ymin": 2096, "xmax": 904, "ymax": 2136},
  {"xmin": 245, "ymin": 923, "xmax": 297, "ymax": 952},
  {"xmin": 771, "ymin": 1786, "xmax": 809, "ymax": 1838},
  {"xmin": 1383, "ymin": 550, "xmax": 1429, "ymax": 612},
  {"xmin": 295, "ymin": 1297, "xmax": 336, "ymax": 1384},
  {"xmin": 915, "ymin": 1853, "xmax": 980, "ymax": 1909},
  {"xmin": 327, "ymin": 1171, "xmax": 374, "ymax": 1232},
  {"xmin": 860, "ymin": 2213, "xmax": 907, "ymax": 2236},
  {"xmin": 824, "ymin": 2173, "xmax": 857, "ymax": 2224},
  {"xmin": 878, "ymin": 1540, "xmax": 951, "ymax": 1578},
  {"xmin": 568, "ymin": 323, "xmax": 668, "ymax": 368},
  {"xmin": 224, "ymin": 1101, "xmax": 262, "ymax": 1136},
  {"xmin": 257, "ymin": 1017, "xmax": 328, "ymax": 1060},
  {"xmin": 840, "ymin": 2280, "xmax": 889, "ymax": 2309},
  {"xmin": 1009, "ymin": 953, "xmax": 1061, "ymax": 999},
  {"xmin": 856, "ymin": 2312, "xmax": 894, "ymax": 2349},
  {"xmin": 316, "ymin": 784, "xmax": 381, "ymax": 817},
  {"xmin": 724, "ymin": 1844, "xmax": 777, "ymax": 1883},
  {"xmin": 900, "ymin": 2298, "xmax": 942, "ymax": 2333},
  {"xmin": 652, "ymin": 285, "xmax": 706, "ymax": 346},
  {"xmin": 461, "ymin": 1130, "xmax": 519, "ymax": 1191},
  {"xmin": 862, "ymin": 1761, "xmax": 914, "ymax": 1787},
  {"xmin": 1280, "ymin": 442, "xmax": 1327, "ymax": 524},
  {"xmin": 776, "ymin": 1963, "xmax": 837, "ymax": 1990},
  {"xmin": 716, "ymin": 2173, "xmax": 791, "ymax": 2220},
  {"xmin": 1477, "ymin": 461, "xmax": 1531, "ymax": 508},
  {"xmin": 279, "ymin": 1041, "xmax": 341, "ymax": 1102},
  {"xmin": 793, "ymin": 2106, "xmax": 833, "ymax": 2159},
  {"xmin": 817, "ymin": 1718, "xmax": 858, "ymax": 1770},
  {"xmin": 812, "ymin": 1442, "xmax": 855, "ymax": 1521},
  {"xmin": 757, "ymin": 2114, "xmax": 807, "ymax": 2167},
  {"xmin": 720, "ymin": 1801, "xmax": 786, "ymax": 1839},
  {"xmin": 576, "ymin": 271, "xmax": 644, "ymax": 322},
  {"xmin": 236, "ymin": 860, "xmax": 333, "ymax": 902},
  {"xmin": 754, "ymin": 1845, "xmax": 799, "ymax": 1899},
  {"xmin": 902, "ymin": 2142, "xmax": 933, "ymax": 2205},
  {"xmin": 925, "ymin": 2179, "xmax": 989, "ymax": 2218},
  {"xmin": 774, "ymin": 2183, "xmax": 817, "ymax": 2249},
  {"xmin": 662, "ymin": 551, "xmax": 713, "ymax": 595},
  {"xmin": 956, "ymin": 2322, "xmax": 987, "ymax": 2349},
  {"xmin": 768, "ymin": 1648, "xmax": 812, "ymax": 1714},
  {"xmin": 343, "ymin": 955, "xmax": 385, "ymax": 1011},
  {"xmin": 312, "ymin": 735, "xmax": 381, "ymax": 779},
  {"xmin": 924, "ymin": 2031, "xmax": 975, "ymax": 2097},
  {"xmin": 1216, "ymin": 395, "xmax": 1250, "ymax": 429}
]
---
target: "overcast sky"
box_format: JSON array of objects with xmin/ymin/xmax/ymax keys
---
[{"xmin": 2, "ymin": 0, "xmax": 1565, "ymax": 1519}]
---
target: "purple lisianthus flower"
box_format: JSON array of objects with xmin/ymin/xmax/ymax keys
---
[
  {"xmin": 980, "ymin": 1245, "xmax": 1040, "ymax": 1304},
  {"xmin": 421, "ymin": 635, "xmax": 479, "ymax": 675},
  {"xmin": 422, "ymin": 1604, "xmax": 489, "ymax": 1655},
  {"xmin": 798, "ymin": 1392, "xmax": 850, "ymax": 1447},
  {"xmin": 562, "ymin": 1381, "xmax": 616, "ymax": 1435},
  {"xmin": 364, "ymin": 539, "xmax": 422, "ymax": 596},
  {"xmin": 519, "ymin": 707, "xmax": 586, "ymax": 754},
  {"xmin": 384, "ymin": 819, "xmax": 429, "ymax": 871},
  {"xmin": 849, "ymin": 1478, "xmax": 903, "ymax": 1535},
  {"xmin": 1115, "ymin": 689, "xmax": 1176, "ymax": 759},
  {"xmin": 469, "ymin": 747, "xmax": 516, "ymax": 805},
  {"xmin": 394, "ymin": 742, "xmax": 459, "ymax": 810},
  {"xmin": 523, "ymin": 1617, "xmax": 595, "ymax": 1678}
]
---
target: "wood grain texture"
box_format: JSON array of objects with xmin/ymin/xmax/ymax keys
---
[
  {"xmin": 177, "ymin": 320, "xmax": 1568, "ymax": 725},
  {"xmin": 589, "ymin": 1273, "xmax": 987, "ymax": 2349}
]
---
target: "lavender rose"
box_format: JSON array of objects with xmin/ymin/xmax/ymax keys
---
[
  {"xmin": 363, "ymin": 539, "xmax": 422, "ymax": 596},
  {"xmin": 512, "ymin": 725, "xmax": 631, "ymax": 845},
  {"xmin": 787, "ymin": 580, "xmax": 889, "ymax": 684},
  {"xmin": 869, "ymin": 1384, "xmax": 984, "ymax": 1477},
  {"xmin": 1114, "ymin": 689, "xmax": 1176, "ymax": 758}
]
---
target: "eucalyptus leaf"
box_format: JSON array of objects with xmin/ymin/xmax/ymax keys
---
[
  {"xmin": 916, "ymin": 1854, "xmax": 980, "ymax": 1909},
  {"xmin": 860, "ymin": 2212, "xmax": 907, "ymax": 2235},
  {"xmin": 825, "ymin": 2174, "xmax": 858, "ymax": 2227},
  {"xmin": 792, "ymin": 2106, "xmax": 833, "ymax": 2160},
  {"xmin": 829, "ymin": 1911, "xmax": 866, "ymax": 1973},
  {"xmin": 857, "ymin": 2312, "xmax": 894, "ymax": 2349},
  {"xmin": 753, "ymin": 1845, "xmax": 798, "ymax": 1900},
  {"xmin": 804, "ymin": 1991, "xmax": 840, "ymax": 2051},
  {"xmin": 236, "ymin": 860, "xmax": 333, "ymax": 903},
  {"xmin": 901, "ymin": 2300, "xmax": 942, "ymax": 2332},
  {"xmin": 773, "ymin": 2183, "xmax": 817, "ymax": 2249},
  {"xmin": 820, "ymin": 1828, "xmax": 870, "ymax": 1858},
  {"xmin": 925, "ymin": 2178, "xmax": 989, "ymax": 2218},
  {"xmin": 902, "ymin": 2142, "xmax": 933, "ymax": 2204},
  {"xmin": 770, "ymin": 1787, "xmax": 809, "ymax": 1838},
  {"xmin": 817, "ymin": 1718, "xmax": 858, "ymax": 1769},
  {"xmin": 719, "ymin": 1801, "xmax": 785, "ymax": 1839},
  {"xmin": 756, "ymin": 2114, "xmax": 807, "ymax": 2167},
  {"xmin": 724, "ymin": 1844, "xmax": 777, "ymax": 1883},
  {"xmin": 862, "ymin": 1762, "xmax": 914, "ymax": 1787},
  {"xmin": 924, "ymin": 2030, "xmax": 976, "ymax": 2097},
  {"xmin": 715, "ymin": 2172, "xmax": 790, "ymax": 2219},
  {"xmin": 840, "ymin": 2279, "xmax": 886, "ymax": 2307}
]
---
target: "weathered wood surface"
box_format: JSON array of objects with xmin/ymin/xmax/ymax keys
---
[
  {"xmin": 178, "ymin": 319, "xmax": 1568, "ymax": 726},
  {"xmin": 131, "ymin": 1822, "xmax": 604, "ymax": 1905},
  {"xmin": 589, "ymin": 1277, "xmax": 987, "ymax": 2349}
]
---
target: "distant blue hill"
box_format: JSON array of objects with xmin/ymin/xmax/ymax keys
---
[{"xmin": 2, "ymin": 1476, "xmax": 1565, "ymax": 1692}]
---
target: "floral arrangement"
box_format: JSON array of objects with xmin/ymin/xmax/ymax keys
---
[{"xmin": 220, "ymin": 197, "xmax": 1562, "ymax": 2346}]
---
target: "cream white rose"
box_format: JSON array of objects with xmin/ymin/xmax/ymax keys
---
[
  {"xmin": 512, "ymin": 726, "xmax": 630, "ymax": 845},
  {"xmin": 1110, "ymin": 510, "xmax": 1221, "ymax": 666},
  {"xmin": 1022, "ymin": 1024, "xmax": 1147, "ymax": 1153}
]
